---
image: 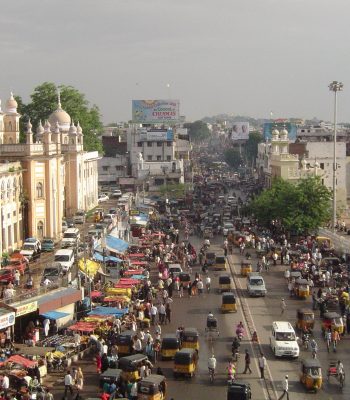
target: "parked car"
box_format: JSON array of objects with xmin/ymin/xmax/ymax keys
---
[
  {"xmin": 0, "ymin": 268, "xmax": 15, "ymax": 284},
  {"xmin": 111, "ymin": 190, "xmax": 122, "ymax": 198},
  {"xmin": 41, "ymin": 263, "xmax": 63, "ymax": 285},
  {"xmin": 73, "ymin": 210, "xmax": 86, "ymax": 224},
  {"xmin": 20, "ymin": 242, "xmax": 40, "ymax": 261},
  {"xmin": 41, "ymin": 238, "xmax": 55, "ymax": 252},
  {"xmin": 98, "ymin": 193, "xmax": 109, "ymax": 202}
]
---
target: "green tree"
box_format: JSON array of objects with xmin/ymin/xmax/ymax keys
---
[
  {"xmin": 244, "ymin": 131, "xmax": 263, "ymax": 166},
  {"xmin": 224, "ymin": 148, "xmax": 243, "ymax": 170},
  {"xmin": 17, "ymin": 82, "xmax": 103, "ymax": 152},
  {"xmin": 184, "ymin": 120, "xmax": 211, "ymax": 142},
  {"xmin": 249, "ymin": 177, "xmax": 332, "ymax": 235}
]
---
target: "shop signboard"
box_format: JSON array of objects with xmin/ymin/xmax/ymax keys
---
[
  {"xmin": 0, "ymin": 311, "xmax": 15, "ymax": 329},
  {"xmin": 129, "ymin": 210, "xmax": 140, "ymax": 216},
  {"xmin": 132, "ymin": 100, "xmax": 179, "ymax": 124},
  {"xmin": 16, "ymin": 301, "xmax": 38, "ymax": 317}
]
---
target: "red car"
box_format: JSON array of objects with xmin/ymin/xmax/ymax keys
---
[{"xmin": 0, "ymin": 267, "xmax": 15, "ymax": 284}]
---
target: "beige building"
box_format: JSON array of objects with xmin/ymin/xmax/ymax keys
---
[{"xmin": 0, "ymin": 93, "xmax": 99, "ymax": 245}]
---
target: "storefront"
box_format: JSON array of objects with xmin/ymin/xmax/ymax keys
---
[{"xmin": 0, "ymin": 305, "xmax": 16, "ymax": 343}]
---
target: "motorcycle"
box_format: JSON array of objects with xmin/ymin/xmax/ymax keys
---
[{"xmin": 302, "ymin": 333, "xmax": 310, "ymax": 350}]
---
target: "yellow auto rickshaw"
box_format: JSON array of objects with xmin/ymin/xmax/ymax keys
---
[
  {"xmin": 116, "ymin": 330, "xmax": 134, "ymax": 356},
  {"xmin": 221, "ymin": 292, "xmax": 237, "ymax": 313},
  {"xmin": 296, "ymin": 308, "xmax": 315, "ymax": 332},
  {"xmin": 119, "ymin": 354, "xmax": 149, "ymax": 382},
  {"xmin": 181, "ymin": 328, "xmax": 199, "ymax": 351},
  {"xmin": 219, "ymin": 274, "xmax": 233, "ymax": 292},
  {"xmin": 137, "ymin": 374, "xmax": 167, "ymax": 400},
  {"xmin": 215, "ymin": 255, "xmax": 227, "ymax": 271},
  {"xmin": 173, "ymin": 348, "xmax": 198, "ymax": 378},
  {"xmin": 94, "ymin": 208, "xmax": 104, "ymax": 222},
  {"xmin": 294, "ymin": 278, "xmax": 310, "ymax": 299},
  {"xmin": 321, "ymin": 312, "xmax": 344, "ymax": 334},
  {"xmin": 161, "ymin": 334, "xmax": 180, "ymax": 360},
  {"xmin": 241, "ymin": 260, "xmax": 252, "ymax": 276},
  {"xmin": 300, "ymin": 358, "xmax": 322, "ymax": 392}
]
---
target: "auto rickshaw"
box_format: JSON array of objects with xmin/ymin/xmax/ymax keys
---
[
  {"xmin": 205, "ymin": 252, "xmax": 216, "ymax": 267},
  {"xmin": 179, "ymin": 272, "xmax": 191, "ymax": 289},
  {"xmin": 116, "ymin": 330, "xmax": 134, "ymax": 356},
  {"xmin": 221, "ymin": 292, "xmax": 237, "ymax": 313},
  {"xmin": 294, "ymin": 278, "xmax": 310, "ymax": 299},
  {"xmin": 161, "ymin": 334, "xmax": 180, "ymax": 360},
  {"xmin": 218, "ymin": 274, "xmax": 232, "ymax": 292},
  {"xmin": 215, "ymin": 255, "xmax": 226, "ymax": 271},
  {"xmin": 241, "ymin": 260, "xmax": 252, "ymax": 277},
  {"xmin": 94, "ymin": 208, "xmax": 104, "ymax": 222},
  {"xmin": 300, "ymin": 358, "xmax": 323, "ymax": 392},
  {"xmin": 322, "ymin": 312, "xmax": 344, "ymax": 334},
  {"xmin": 296, "ymin": 308, "xmax": 315, "ymax": 332},
  {"xmin": 119, "ymin": 354, "xmax": 149, "ymax": 382},
  {"xmin": 137, "ymin": 374, "xmax": 167, "ymax": 400},
  {"xmin": 173, "ymin": 348, "xmax": 198, "ymax": 378},
  {"xmin": 181, "ymin": 328, "xmax": 199, "ymax": 350},
  {"xmin": 99, "ymin": 368, "xmax": 122, "ymax": 388},
  {"xmin": 203, "ymin": 227, "xmax": 213, "ymax": 239},
  {"xmin": 227, "ymin": 382, "xmax": 252, "ymax": 400}
]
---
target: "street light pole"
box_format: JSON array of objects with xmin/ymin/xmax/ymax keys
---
[{"xmin": 329, "ymin": 81, "xmax": 343, "ymax": 232}]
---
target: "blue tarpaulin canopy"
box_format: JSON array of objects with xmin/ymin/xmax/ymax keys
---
[
  {"xmin": 105, "ymin": 235, "xmax": 129, "ymax": 253},
  {"xmin": 87, "ymin": 306, "xmax": 128, "ymax": 317},
  {"xmin": 93, "ymin": 252, "xmax": 122, "ymax": 263},
  {"xmin": 40, "ymin": 311, "xmax": 70, "ymax": 320}
]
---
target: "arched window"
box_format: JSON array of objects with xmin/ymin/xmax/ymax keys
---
[
  {"xmin": 13, "ymin": 178, "xmax": 17, "ymax": 199},
  {"xmin": 7, "ymin": 181, "xmax": 11, "ymax": 199},
  {"xmin": 37, "ymin": 221, "xmax": 44, "ymax": 239},
  {"xmin": 36, "ymin": 182, "xmax": 43, "ymax": 198},
  {"xmin": 64, "ymin": 137, "xmax": 68, "ymax": 144}
]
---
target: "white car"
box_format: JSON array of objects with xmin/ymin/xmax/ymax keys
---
[
  {"xmin": 168, "ymin": 263, "xmax": 183, "ymax": 277},
  {"xmin": 247, "ymin": 273, "xmax": 267, "ymax": 297},
  {"xmin": 270, "ymin": 321, "xmax": 299, "ymax": 358},
  {"xmin": 98, "ymin": 194, "xmax": 109, "ymax": 202},
  {"xmin": 222, "ymin": 222, "xmax": 234, "ymax": 236}
]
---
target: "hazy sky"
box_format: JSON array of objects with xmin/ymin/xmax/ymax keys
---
[{"xmin": 1, "ymin": 0, "xmax": 349, "ymax": 123}]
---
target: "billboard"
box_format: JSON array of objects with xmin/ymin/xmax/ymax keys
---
[
  {"xmin": 132, "ymin": 100, "xmax": 180, "ymax": 124},
  {"xmin": 263, "ymin": 122, "xmax": 297, "ymax": 140},
  {"xmin": 140, "ymin": 129, "xmax": 173, "ymax": 141},
  {"xmin": 230, "ymin": 122, "xmax": 249, "ymax": 140}
]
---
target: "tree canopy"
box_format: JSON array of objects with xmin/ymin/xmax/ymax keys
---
[
  {"xmin": 224, "ymin": 148, "xmax": 243, "ymax": 170},
  {"xmin": 16, "ymin": 82, "xmax": 103, "ymax": 152},
  {"xmin": 248, "ymin": 176, "xmax": 332, "ymax": 235},
  {"xmin": 184, "ymin": 120, "xmax": 211, "ymax": 142}
]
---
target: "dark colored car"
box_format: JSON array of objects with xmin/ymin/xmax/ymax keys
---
[{"xmin": 41, "ymin": 238, "xmax": 55, "ymax": 252}]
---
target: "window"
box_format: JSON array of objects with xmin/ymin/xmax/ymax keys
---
[
  {"xmin": 147, "ymin": 142, "xmax": 152, "ymax": 147},
  {"xmin": 36, "ymin": 182, "xmax": 44, "ymax": 198},
  {"xmin": 167, "ymin": 142, "xmax": 172, "ymax": 147},
  {"xmin": 167, "ymin": 156, "xmax": 171, "ymax": 161},
  {"xmin": 37, "ymin": 221, "xmax": 44, "ymax": 239},
  {"xmin": 137, "ymin": 142, "xmax": 142, "ymax": 147},
  {"xmin": 157, "ymin": 156, "xmax": 161, "ymax": 161},
  {"xmin": 102, "ymin": 166, "xmax": 109, "ymax": 171},
  {"xmin": 147, "ymin": 155, "xmax": 152, "ymax": 161},
  {"xmin": 320, "ymin": 163, "xmax": 324, "ymax": 170},
  {"xmin": 157, "ymin": 142, "xmax": 162, "ymax": 147}
]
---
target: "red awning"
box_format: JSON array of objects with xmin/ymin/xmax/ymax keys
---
[
  {"xmin": 67, "ymin": 322, "xmax": 96, "ymax": 332},
  {"xmin": 130, "ymin": 261, "xmax": 148, "ymax": 266},
  {"xmin": 123, "ymin": 269, "xmax": 144, "ymax": 276},
  {"xmin": 91, "ymin": 291, "xmax": 103, "ymax": 298},
  {"xmin": 128, "ymin": 253, "xmax": 145, "ymax": 258}
]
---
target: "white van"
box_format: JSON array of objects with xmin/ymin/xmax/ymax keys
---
[
  {"xmin": 54, "ymin": 249, "xmax": 75, "ymax": 272},
  {"xmin": 62, "ymin": 228, "xmax": 80, "ymax": 248},
  {"xmin": 270, "ymin": 321, "xmax": 299, "ymax": 358}
]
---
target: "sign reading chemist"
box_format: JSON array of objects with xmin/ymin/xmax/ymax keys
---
[{"xmin": 132, "ymin": 100, "xmax": 179, "ymax": 124}]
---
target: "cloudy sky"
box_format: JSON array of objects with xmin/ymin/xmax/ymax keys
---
[{"xmin": 0, "ymin": 0, "xmax": 349, "ymax": 123}]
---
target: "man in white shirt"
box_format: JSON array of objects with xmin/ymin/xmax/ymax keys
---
[
  {"xmin": 278, "ymin": 375, "xmax": 289, "ymax": 400},
  {"xmin": 63, "ymin": 370, "xmax": 73, "ymax": 397},
  {"xmin": 133, "ymin": 337, "xmax": 142, "ymax": 353},
  {"xmin": 1, "ymin": 374, "xmax": 9, "ymax": 397},
  {"xmin": 150, "ymin": 304, "xmax": 158, "ymax": 325}
]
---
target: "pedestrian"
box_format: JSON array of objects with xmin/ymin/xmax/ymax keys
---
[
  {"xmin": 258, "ymin": 353, "xmax": 267, "ymax": 379},
  {"xmin": 312, "ymin": 290, "xmax": 317, "ymax": 310},
  {"xmin": 331, "ymin": 329, "xmax": 340, "ymax": 352},
  {"xmin": 150, "ymin": 303, "xmax": 158, "ymax": 325},
  {"xmin": 278, "ymin": 375, "xmax": 289, "ymax": 400},
  {"xmin": 197, "ymin": 279, "xmax": 204, "ymax": 295},
  {"xmin": 63, "ymin": 370, "xmax": 73, "ymax": 398},
  {"xmin": 14, "ymin": 270, "xmax": 20, "ymax": 286},
  {"xmin": 243, "ymin": 349, "xmax": 252, "ymax": 374},
  {"xmin": 158, "ymin": 303, "xmax": 166, "ymax": 325},
  {"xmin": 43, "ymin": 318, "xmax": 50, "ymax": 337},
  {"xmin": 130, "ymin": 381, "xmax": 138, "ymax": 400},
  {"xmin": 280, "ymin": 298, "xmax": 286, "ymax": 315},
  {"xmin": 75, "ymin": 367, "xmax": 84, "ymax": 393},
  {"xmin": 96, "ymin": 354, "xmax": 102, "ymax": 373},
  {"xmin": 165, "ymin": 303, "xmax": 171, "ymax": 324},
  {"xmin": 0, "ymin": 374, "xmax": 9, "ymax": 398}
]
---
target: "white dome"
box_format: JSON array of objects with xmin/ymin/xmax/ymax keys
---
[
  {"xmin": 6, "ymin": 92, "xmax": 18, "ymax": 113},
  {"xmin": 36, "ymin": 120, "xmax": 44, "ymax": 135},
  {"xmin": 69, "ymin": 122, "xmax": 77, "ymax": 135}
]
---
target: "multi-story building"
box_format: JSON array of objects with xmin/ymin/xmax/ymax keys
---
[{"xmin": 0, "ymin": 93, "xmax": 99, "ymax": 244}]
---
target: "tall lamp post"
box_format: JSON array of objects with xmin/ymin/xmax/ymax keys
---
[{"xmin": 329, "ymin": 81, "xmax": 344, "ymax": 232}]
